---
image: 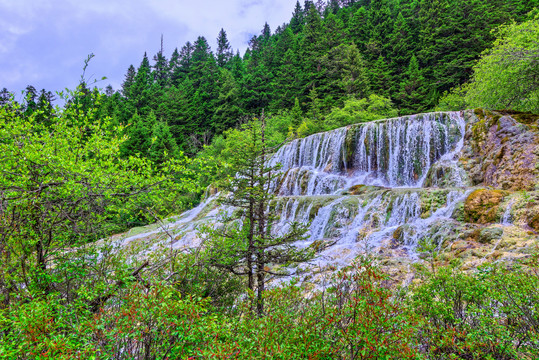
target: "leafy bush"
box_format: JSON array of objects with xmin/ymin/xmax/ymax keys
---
[{"xmin": 410, "ymin": 262, "xmax": 539, "ymax": 359}]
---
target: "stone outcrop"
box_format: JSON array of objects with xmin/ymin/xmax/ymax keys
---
[
  {"xmin": 461, "ymin": 109, "xmax": 539, "ymax": 191},
  {"xmin": 464, "ymin": 189, "xmax": 507, "ymax": 224}
]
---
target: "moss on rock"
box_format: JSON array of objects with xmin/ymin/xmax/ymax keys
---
[
  {"xmin": 464, "ymin": 189, "xmax": 507, "ymax": 223},
  {"xmin": 528, "ymin": 213, "xmax": 539, "ymax": 232},
  {"xmin": 478, "ymin": 227, "xmax": 504, "ymax": 244}
]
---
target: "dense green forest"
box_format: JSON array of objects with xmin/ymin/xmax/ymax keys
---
[
  {"xmin": 4, "ymin": 0, "xmax": 537, "ymax": 156},
  {"xmin": 1, "ymin": 0, "xmax": 539, "ymax": 358}
]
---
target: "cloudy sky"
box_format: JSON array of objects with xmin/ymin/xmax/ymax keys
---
[{"xmin": 0, "ymin": 0, "xmax": 296, "ymax": 101}]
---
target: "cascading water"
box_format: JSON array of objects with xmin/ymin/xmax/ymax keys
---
[
  {"xmin": 119, "ymin": 111, "xmax": 475, "ymax": 272},
  {"xmin": 271, "ymin": 112, "xmax": 466, "ymax": 196},
  {"xmin": 501, "ymin": 199, "xmax": 516, "ymax": 225}
]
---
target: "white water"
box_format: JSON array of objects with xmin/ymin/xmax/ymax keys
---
[
  {"xmin": 271, "ymin": 112, "xmax": 466, "ymax": 196},
  {"xmin": 501, "ymin": 199, "xmax": 516, "ymax": 225}
]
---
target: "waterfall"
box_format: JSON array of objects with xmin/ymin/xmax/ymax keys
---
[
  {"xmin": 502, "ymin": 199, "xmax": 516, "ymax": 225},
  {"xmin": 271, "ymin": 112, "xmax": 466, "ymax": 195},
  {"xmin": 270, "ymin": 128, "xmax": 347, "ymax": 172},
  {"xmin": 351, "ymin": 113, "xmax": 464, "ymax": 187},
  {"xmin": 118, "ymin": 111, "xmax": 476, "ymax": 273}
]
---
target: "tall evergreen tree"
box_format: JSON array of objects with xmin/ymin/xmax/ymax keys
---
[
  {"xmin": 172, "ymin": 41, "xmax": 195, "ymax": 84},
  {"xmin": 368, "ymin": 55, "xmax": 392, "ymax": 98},
  {"xmin": 213, "ymin": 69, "xmax": 244, "ymax": 133},
  {"xmin": 216, "ymin": 29, "xmax": 233, "ymax": 67},
  {"xmin": 300, "ymin": 5, "xmax": 325, "ymax": 97},
  {"xmin": 397, "ymin": 55, "xmax": 427, "ymax": 114},
  {"xmin": 290, "ymin": 1, "xmax": 304, "ymax": 34},
  {"xmin": 388, "ymin": 12, "xmax": 412, "ymax": 78},
  {"xmin": 349, "ymin": 6, "xmax": 369, "ymax": 52},
  {"xmin": 168, "ymin": 48, "xmax": 181, "ymax": 85},
  {"xmin": 201, "ymin": 118, "xmax": 311, "ymax": 316},
  {"xmin": 130, "ymin": 53, "xmax": 153, "ymax": 114},
  {"xmin": 304, "ymin": 0, "xmax": 314, "ymax": 11},
  {"xmin": 0, "ymin": 88, "xmax": 11, "ymax": 106},
  {"xmin": 120, "ymin": 111, "xmax": 152, "ymax": 157},
  {"xmin": 365, "ymin": 0, "xmax": 393, "ymax": 61},
  {"xmin": 23, "ymin": 85, "xmax": 38, "ymax": 116},
  {"xmin": 121, "ymin": 65, "xmax": 136, "ymax": 98},
  {"xmin": 148, "ymin": 112, "xmax": 180, "ymax": 164},
  {"xmin": 261, "ymin": 22, "xmax": 271, "ymax": 41},
  {"xmin": 35, "ymin": 89, "xmax": 56, "ymax": 127},
  {"xmin": 152, "ymin": 35, "xmax": 169, "ymax": 87}
]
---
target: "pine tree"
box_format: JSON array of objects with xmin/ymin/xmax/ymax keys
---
[
  {"xmin": 172, "ymin": 41, "xmax": 194, "ymax": 84},
  {"xmin": 397, "ymin": 55, "xmax": 427, "ymax": 114},
  {"xmin": 261, "ymin": 22, "xmax": 271, "ymax": 41},
  {"xmin": 300, "ymin": 5, "xmax": 325, "ymax": 97},
  {"xmin": 322, "ymin": 13, "xmax": 346, "ymax": 49},
  {"xmin": 130, "ymin": 53, "xmax": 153, "ymax": 114},
  {"xmin": 121, "ymin": 65, "xmax": 136, "ymax": 98},
  {"xmin": 0, "ymin": 88, "xmax": 11, "ymax": 106},
  {"xmin": 388, "ymin": 12, "xmax": 412, "ymax": 78},
  {"xmin": 120, "ymin": 111, "xmax": 152, "ymax": 157},
  {"xmin": 168, "ymin": 48, "xmax": 181, "ymax": 85},
  {"xmin": 23, "ymin": 85, "xmax": 38, "ymax": 116},
  {"xmin": 148, "ymin": 113, "xmax": 180, "ymax": 164},
  {"xmin": 213, "ymin": 69, "xmax": 244, "ymax": 133},
  {"xmin": 191, "ymin": 37, "xmax": 214, "ymax": 81},
  {"xmin": 290, "ymin": 1, "xmax": 304, "ymax": 34},
  {"xmin": 349, "ymin": 6, "xmax": 369, "ymax": 52},
  {"xmin": 271, "ymin": 48, "xmax": 301, "ymax": 110},
  {"xmin": 152, "ymin": 35, "xmax": 169, "ymax": 86},
  {"xmin": 201, "ymin": 117, "xmax": 311, "ymax": 316},
  {"xmin": 307, "ymin": 86, "xmax": 323, "ymax": 122},
  {"xmin": 368, "ymin": 55, "xmax": 392, "ymax": 97},
  {"xmin": 216, "ymin": 29, "xmax": 233, "ymax": 67},
  {"xmin": 273, "ymin": 27, "xmax": 296, "ymax": 66},
  {"xmin": 291, "ymin": 97, "xmax": 303, "ymax": 128},
  {"xmin": 365, "ymin": 0, "xmax": 393, "ymax": 61},
  {"xmin": 35, "ymin": 89, "xmax": 56, "ymax": 127},
  {"xmin": 243, "ymin": 63, "xmax": 273, "ymax": 112}
]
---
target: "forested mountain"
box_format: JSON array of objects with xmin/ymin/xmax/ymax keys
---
[{"xmin": 100, "ymin": 0, "xmax": 535, "ymax": 154}]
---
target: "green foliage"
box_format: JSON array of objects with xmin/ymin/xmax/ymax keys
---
[
  {"xmin": 324, "ymin": 94, "xmax": 398, "ymax": 130},
  {"xmin": 465, "ymin": 14, "xmax": 539, "ymax": 113},
  {"xmin": 435, "ymin": 85, "xmax": 470, "ymax": 111},
  {"xmin": 438, "ymin": 14, "xmax": 539, "ymax": 113},
  {"xmin": 397, "ymin": 55, "xmax": 428, "ymax": 114},
  {"xmin": 410, "ymin": 262, "xmax": 539, "ymax": 359},
  {"xmin": 3, "ymin": 2, "xmax": 539, "ymax": 358},
  {"xmin": 199, "ymin": 118, "xmax": 312, "ymax": 316},
  {"xmin": 0, "ymin": 86, "xmax": 198, "ymax": 311}
]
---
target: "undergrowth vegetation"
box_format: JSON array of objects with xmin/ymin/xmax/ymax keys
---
[{"xmin": 1, "ymin": 252, "xmax": 538, "ymax": 359}]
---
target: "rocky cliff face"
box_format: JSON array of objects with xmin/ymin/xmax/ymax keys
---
[
  {"xmin": 462, "ymin": 109, "xmax": 539, "ymax": 191},
  {"xmin": 114, "ymin": 109, "xmax": 539, "ymax": 285}
]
